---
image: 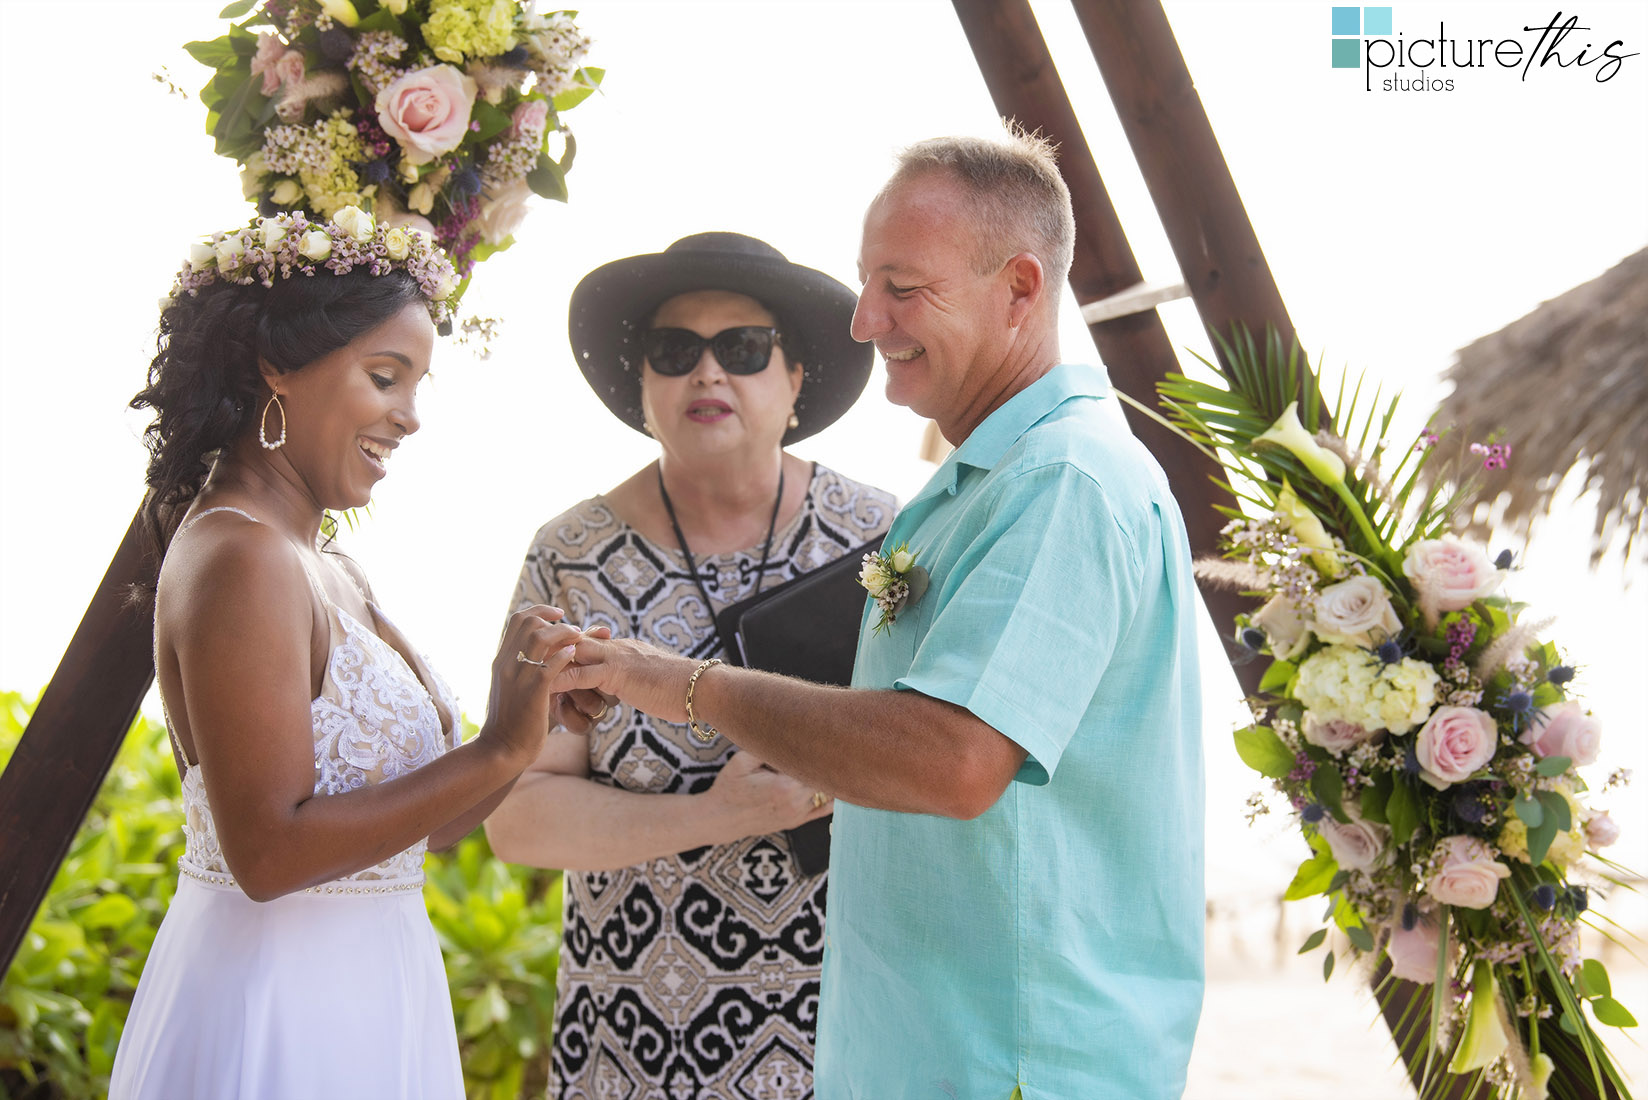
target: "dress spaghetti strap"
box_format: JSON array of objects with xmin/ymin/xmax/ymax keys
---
[{"xmin": 172, "ymin": 505, "xmax": 262, "ymax": 541}]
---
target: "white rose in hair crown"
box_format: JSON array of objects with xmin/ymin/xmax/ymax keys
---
[{"xmin": 1164, "ymin": 331, "xmax": 1638, "ymax": 1095}]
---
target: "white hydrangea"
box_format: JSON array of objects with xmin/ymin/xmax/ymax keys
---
[{"xmin": 1294, "ymin": 644, "xmax": 1441, "ymax": 735}]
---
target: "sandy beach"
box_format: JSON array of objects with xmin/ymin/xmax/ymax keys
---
[{"xmin": 1187, "ymin": 914, "xmax": 1646, "ymax": 1098}]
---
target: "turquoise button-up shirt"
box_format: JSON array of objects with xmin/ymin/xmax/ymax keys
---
[{"xmin": 814, "ymin": 364, "xmax": 1205, "ymax": 1100}]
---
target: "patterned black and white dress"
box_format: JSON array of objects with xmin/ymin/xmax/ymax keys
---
[{"xmin": 509, "ymin": 464, "xmax": 895, "ymax": 1100}]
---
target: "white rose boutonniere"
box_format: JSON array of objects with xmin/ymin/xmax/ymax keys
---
[{"xmin": 858, "ymin": 542, "xmax": 927, "ymax": 635}]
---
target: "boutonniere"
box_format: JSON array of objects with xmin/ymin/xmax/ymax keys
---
[{"xmin": 858, "ymin": 542, "xmax": 929, "ymax": 634}]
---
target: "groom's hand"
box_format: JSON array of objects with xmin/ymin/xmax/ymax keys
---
[{"xmin": 553, "ymin": 633, "xmax": 702, "ymax": 725}]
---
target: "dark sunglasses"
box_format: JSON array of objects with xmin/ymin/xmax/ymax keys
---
[{"xmin": 640, "ymin": 326, "xmax": 782, "ymax": 377}]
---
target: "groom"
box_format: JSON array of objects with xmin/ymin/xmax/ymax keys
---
[{"xmin": 555, "ymin": 130, "xmax": 1205, "ymax": 1099}]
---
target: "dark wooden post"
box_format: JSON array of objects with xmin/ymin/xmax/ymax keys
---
[
  {"xmin": 948, "ymin": 0, "xmax": 1258, "ymax": 694},
  {"xmin": 1066, "ymin": 0, "xmax": 1301, "ymax": 356},
  {"xmin": 0, "ymin": 511, "xmax": 155, "ymax": 973}
]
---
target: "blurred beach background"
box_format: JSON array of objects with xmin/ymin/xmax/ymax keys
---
[{"xmin": 2, "ymin": 1, "xmax": 1644, "ymax": 1094}]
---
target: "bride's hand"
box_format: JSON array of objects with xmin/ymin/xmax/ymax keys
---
[
  {"xmin": 552, "ymin": 626, "xmax": 614, "ymax": 734},
  {"xmin": 480, "ymin": 606, "xmax": 582, "ymax": 764}
]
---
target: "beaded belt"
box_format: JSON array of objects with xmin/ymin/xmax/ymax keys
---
[{"xmin": 178, "ymin": 858, "xmax": 425, "ymax": 896}]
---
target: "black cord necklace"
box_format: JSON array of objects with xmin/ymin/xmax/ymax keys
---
[{"xmin": 657, "ymin": 464, "xmax": 785, "ymax": 626}]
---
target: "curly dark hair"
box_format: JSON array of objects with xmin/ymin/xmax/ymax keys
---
[{"xmin": 129, "ymin": 269, "xmax": 426, "ymax": 590}]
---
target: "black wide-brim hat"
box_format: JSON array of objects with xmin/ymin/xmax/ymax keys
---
[{"xmin": 568, "ymin": 232, "xmax": 873, "ymax": 445}]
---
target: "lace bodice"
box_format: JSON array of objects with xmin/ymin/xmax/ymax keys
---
[{"xmin": 167, "ymin": 508, "xmax": 461, "ymax": 894}]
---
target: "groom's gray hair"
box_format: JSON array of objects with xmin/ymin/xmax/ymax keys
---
[{"xmin": 884, "ymin": 126, "xmax": 1076, "ymax": 301}]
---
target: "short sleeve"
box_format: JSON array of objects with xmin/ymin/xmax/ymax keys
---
[
  {"xmin": 894, "ymin": 463, "xmax": 1145, "ymax": 784},
  {"xmin": 507, "ymin": 532, "xmax": 558, "ymax": 625}
]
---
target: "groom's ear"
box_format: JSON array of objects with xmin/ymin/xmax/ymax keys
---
[{"xmin": 1002, "ymin": 252, "xmax": 1045, "ymax": 329}]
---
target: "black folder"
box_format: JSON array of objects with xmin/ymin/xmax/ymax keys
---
[{"xmin": 713, "ymin": 537, "xmax": 884, "ymax": 875}]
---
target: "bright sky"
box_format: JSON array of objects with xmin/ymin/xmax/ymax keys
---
[{"xmin": 2, "ymin": 1, "xmax": 1646, "ymax": 1083}]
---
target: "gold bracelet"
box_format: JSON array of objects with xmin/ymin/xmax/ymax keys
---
[{"xmin": 685, "ymin": 657, "xmax": 722, "ymax": 744}]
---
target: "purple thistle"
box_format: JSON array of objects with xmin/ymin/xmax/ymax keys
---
[{"xmin": 1452, "ymin": 783, "xmax": 1489, "ymax": 824}]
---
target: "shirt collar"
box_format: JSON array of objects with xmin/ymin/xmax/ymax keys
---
[{"xmin": 911, "ymin": 364, "xmax": 1110, "ymax": 503}]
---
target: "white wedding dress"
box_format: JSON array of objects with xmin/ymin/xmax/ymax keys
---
[{"xmin": 109, "ymin": 507, "xmax": 465, "ymax": 1100}]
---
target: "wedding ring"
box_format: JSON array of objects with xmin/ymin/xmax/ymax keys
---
[
  {"xmin": 516, "ymin": 650, "xmax": 548, "ymax": 667},
  {"xmin": 576, "ymin": 701, "xmax": 611, "ymax": 723},
  {"xmin": 811, "ymin": 791, "xmax": 828, "ymax": 810}
]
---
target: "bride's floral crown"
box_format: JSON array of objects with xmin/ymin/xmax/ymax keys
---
[{"xmin": 170, "ymin": 206, "xmax": 460, "ymax": 325}]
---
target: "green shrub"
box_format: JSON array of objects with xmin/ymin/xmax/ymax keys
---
[{"xmin": 0, "ymin": 692, "xmax": 562, "ymax": 1100}]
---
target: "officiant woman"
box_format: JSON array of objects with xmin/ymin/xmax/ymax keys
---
[{"xmin": 485, "ymin": 232, "xmax": 894, "ymax": 1097}]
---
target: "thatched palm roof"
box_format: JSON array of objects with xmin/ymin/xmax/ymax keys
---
[{"xmin": 1440, "ymin": 246, "xmax": 1648, "ymax": 565}]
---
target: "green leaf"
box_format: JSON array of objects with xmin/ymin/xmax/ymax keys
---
[
  {"xmin": 1537, "ymin": 789, "xmax": 1572, "ymax": 832},
  {"xmin": 470, "ymin": 99, "xmax": 512, "ymax": 143},
  {"xmin": 353, "ymin": 7, "xmax": 406, "ymax": 33},
  {"xmin": 1358, "ymin": 773, "xmax": 1393, "ymax": 824},
  {"xmin": 1258, "ymin": 658, "xmax": 1296, "ymax": 694},
  {"xmin": 1386, "ymin": 779, "xmax": 1421, "ymax": 846},
  {"xmin": 1560, "ymin": 1010, "xmax": 1581, "ymax": 1035},
  {"xmin": 1580, "ymin": 959, "xmax": 1612, "ymax": 999},
  {"xmin": 1346, "ymin": 925, "xmax": 1375, "ymax": 952},
  {"xmin": 1514, "ymin": 796, "xmax": 1545, "ymax": 829},
  {"xmin": 78, "ymin": 894, "xmax": 139, "ymax": 930},
  {"xmin": 552, "ymin": 66, "xmax": 603, "ymax": 111},
  {"xmin": 184, "ymin": 36, "xmax": 237, "ymax": 68},
  {"xmin": 1534, "ymin": 755, "xmax": 1572, "ymax": 777},
  {"xmin": 1298, "ymin": 928, "xmax": 1327, "ymax": 954},
  {"xmin": 1592, "ymin": 997, "xmax": 1638, "ymax": 1028},
  {"xmin": 1532, "ymin": 681, "xmax": 1563, "ymax": 707},
  {"xmin": 1285, "ymin": 847, "xmax": 1338, "ymax": 901},
  {"xmin": 526, "ymin": 152, "xmax": 568, "ymax": 202},
  {"xmin": 1526, "ymin": 814, "xmax": 1560, "ymax": 867},
  {"xmin": 1311, "ymin": 761, "xmax": 1349, "ymax": 823},
  {"xmin": 1233, "ymin": 725, "xmax": 1294, "ymax": 778},
  {"xmin": 218, "ymin": 0, "xmax": 258, "ymax": 19},
  {"xmin": 1323, "ymin": 950, "xmax": 1335, "ymax": 981}
]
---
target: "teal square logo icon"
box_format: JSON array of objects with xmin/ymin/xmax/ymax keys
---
[
  {"xmin": 1332, "ymin": 37, "xmax": 1362, "ymax": 68},
  {"xmin": 1332, "ymin": 7, "xmax": 1361, "ymax": 34},
  {"xmin": 1363, "ymin": 7, "xmax": 1393, "ymax": 35}
]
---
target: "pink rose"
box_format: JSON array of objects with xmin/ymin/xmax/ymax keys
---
[
  {"xmin": 273, "ymin": 49, "xmax": 306, "ymax": 91},
  {"xmin": 1303, "ymin": 712, "xmax": 1377, "ymax": 755},
  {"xmin": 1415, "ymin": 706, "xmax": 1498, "ymax": 789},
  {"xmin": 1402, "ymin": 535, "xmax": 1504, "ymax": 613},
  {"xmin": 381, "ymin": 209, "xmax": 436, "ymax": 237},
  {"xmin": 474, "ymin": 179, "xmax": 533, "ymax": 245},
  {"xmin": 1313, "ymin": 575, "xmax": 1403, "ymax": 647},
  {"xmin": 1519, "ymin": 701, "xmax": 1601, "ymax": 767},
  {"xmin": 251, "ymin": 33, "xmax": 287, "ymax": 96},
  {"xmin": 1585, "ymin": 811, "xmax": 1620, "ymax": 849},
  {"xmin": 1385, "ymin": 909, "xmax": 1441, "ymax": 984},
  {"xmin": 375, "ymin": 64, "xmax": 478, "ymax": 165},
  {"xmin": 511, "ymin": 99, "xmax": 550, "ymax": 140},
  {"xmin": 1318, "ymin": 807, "xmax": 1390, "ymax": 872},
  {"xmin": 1427, "ymin": 836, "xmax": 1511, "ymax": 909}
]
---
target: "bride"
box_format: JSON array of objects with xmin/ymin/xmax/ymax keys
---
[{"xmin": 108, "ymin": 209, "xmax": 599, "ymax": 1099}]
